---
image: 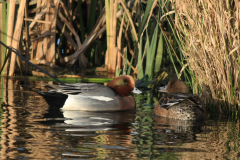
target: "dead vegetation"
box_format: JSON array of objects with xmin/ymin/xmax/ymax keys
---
[{"xmin": 170, "ymin": 0, "xmax": 240, "ymax": 112}]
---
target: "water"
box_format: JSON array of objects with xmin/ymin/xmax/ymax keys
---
[{"xmin": 0, "ymin": 78, "xmax": 239, "ymax": 159}]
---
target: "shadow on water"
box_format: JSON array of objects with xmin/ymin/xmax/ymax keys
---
[{"xmin": 0, "ymin": 77, "xmax": 240, "ymax": 159}]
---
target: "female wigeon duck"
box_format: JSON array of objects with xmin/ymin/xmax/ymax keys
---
[
  {"xmin": 154, "ymin": 79, "xmax": 206, "ymax": 120},
  {"xmin": 37, "ymin": 75, "xmax": 142, "ymax": 111}
]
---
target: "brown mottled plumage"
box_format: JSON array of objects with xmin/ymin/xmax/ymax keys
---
[{"xmin": 154, "ymin": 79, "xmax": 206, "ymax": 120}]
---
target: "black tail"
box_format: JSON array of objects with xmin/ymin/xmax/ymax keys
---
[{"xmin": 35, "ymin": 91, "xmax": 68, "ymax": 109}]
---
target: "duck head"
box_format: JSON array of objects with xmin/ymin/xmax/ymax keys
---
[
  {"xmin": 107, "ymin": 75, "xmax": 139, "ymax": 97},
  {"xmin": 159, "ymin": 79, "xmax": 189, "ymax": 93}
]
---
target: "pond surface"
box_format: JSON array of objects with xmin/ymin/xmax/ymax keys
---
[{"xmin": 0, "ymin": 78, "xmax": 239, "ymax": 159}]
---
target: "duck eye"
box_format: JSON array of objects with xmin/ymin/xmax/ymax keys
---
[{"xmin": 125, "ymin": 82, "xmax": 128, "ymax": 86}]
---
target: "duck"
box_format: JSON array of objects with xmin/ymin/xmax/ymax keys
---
[
  {"xmin": 36, "ymin": 75, "xmax": 142, "ymax": 111},
  {"xmin": 154, "ymin": 79, "xmax": 206, "ymax": 120}
]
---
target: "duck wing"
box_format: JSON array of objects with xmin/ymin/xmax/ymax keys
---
[
  {"xmin": 159, "ymin": 92, "xmax": 200, "ymax": 110},
  {"xmin": 45, "ymin": 83, "xmax": 116, "ymax": 97},
  {"xmin": 36, "ymin": 83, "xmax": 120, "ymax": 109}
]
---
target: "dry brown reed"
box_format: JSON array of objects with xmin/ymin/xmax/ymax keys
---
[
  {"xmin": 170, "ymin": 0, "xmax": 240, "ymax": 112},
  {"xmin": 1, "ymin": 0, "xmax": 165, "ymax": 77}
]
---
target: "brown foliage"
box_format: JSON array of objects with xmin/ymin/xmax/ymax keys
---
[{"xmin": 171, "ymin": 0, "xmax": 240, "ymax": 112}]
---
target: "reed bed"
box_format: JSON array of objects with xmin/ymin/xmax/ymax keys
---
[
  {"xmin": 168, "ymin": 0, "xmax": 240, "ymax": 113},
  {"xmin": 1, "ymin": 0, "xmax": 175, "ymax": 80},
  {"xmin": 1, "ymin": 0, "xmax": 106, "ymax": 76}
]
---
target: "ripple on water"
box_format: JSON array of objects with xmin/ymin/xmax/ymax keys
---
[{"xmin": 0, "ymin": 82, "xmax": 238, "ymax": 159}]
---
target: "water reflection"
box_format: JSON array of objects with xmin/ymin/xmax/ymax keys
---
[
  {"xmin": 0, "ymin": 79, "xmax": 19, "ymax": 159},
  {"xmin": 47, "ymin": 110, "xmax": 137, "ymax": 158},
  {"xmin": 61, "ymin": 110, "xmax": 135, "ymax": 131},
  {"xmin": 0, "ymin": 77, "xmax": 240, "ymax": 159},
  {"xmin": 154, "ymin": 117, "xmax": 204, "ymax": 144}
]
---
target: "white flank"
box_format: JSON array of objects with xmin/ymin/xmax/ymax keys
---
[
  {"xmin": 86, "ymin": 96, "xmax": 113, "ymax": 101},
  {"xmin": 62, "ymin": 95, "xmax": 114, "ymax": 110},
  {"xmin": 67, "ymin": 95, "xmax": 114, "ymax": 102}
]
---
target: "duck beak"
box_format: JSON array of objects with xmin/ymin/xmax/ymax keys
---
[
  {"xmin": 158, "ymin": 86, "xmax": 167, "ymax": 92},
  {"xmin": 132, "ymin": 87, "xmax": 142, "ymax": 94}
]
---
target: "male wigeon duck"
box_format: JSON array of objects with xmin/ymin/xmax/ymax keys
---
[
  {"xmin": 36, "ymin": 75, "xmax": 142, "ymax": 111},
  {"xmin": 154, "ymin": 79, "xmax": 206, "ymax": 120}
]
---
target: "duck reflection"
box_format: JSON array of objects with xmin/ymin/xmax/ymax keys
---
[
  {"xmin": 154, "ymin": 116, "xmax": 204, "ymax": 144},
  {"xmin": 59, "ymin": 110, "xmax": 136, "ymax": 133}
]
